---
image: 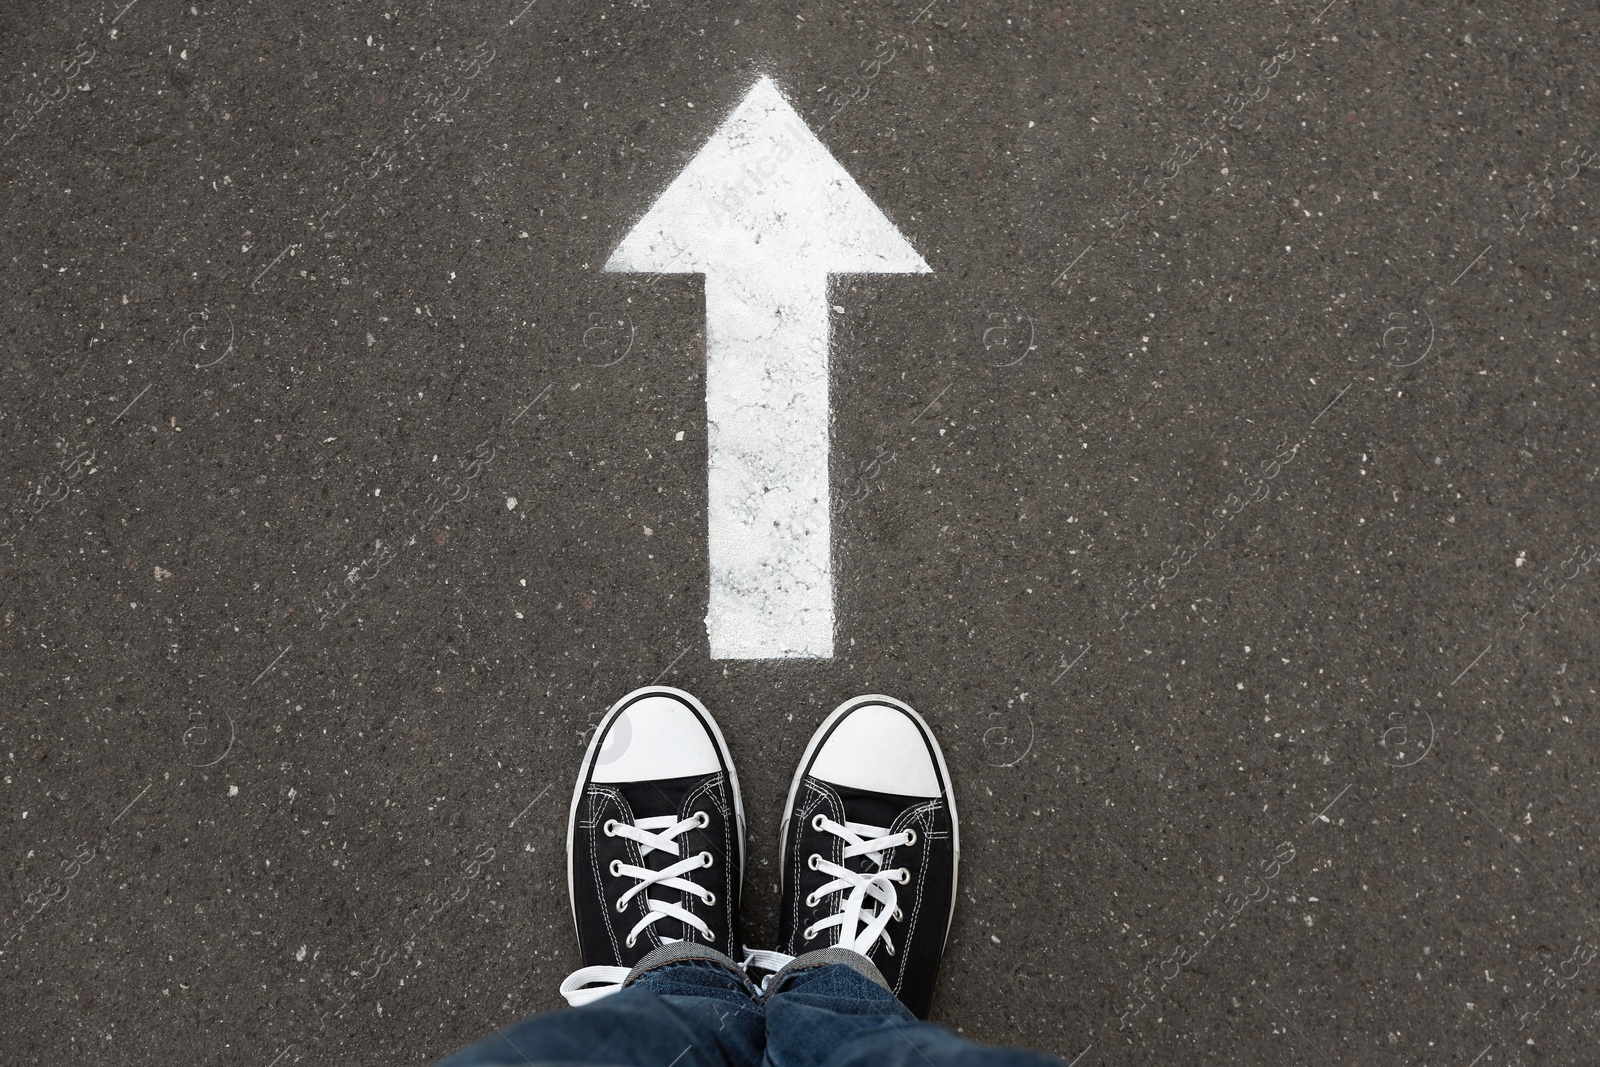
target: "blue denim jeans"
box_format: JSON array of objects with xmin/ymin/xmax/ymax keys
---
[{"xmin": 434, "ymin": 944, "xmax": 1066, "ymax": 1067}]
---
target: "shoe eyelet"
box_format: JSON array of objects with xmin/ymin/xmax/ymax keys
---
[
  {"xmin": 807, "ymin": 853, "xmax": 822, "ymax": 871},
  {"xmin": 805, "ymin": 891, "xmax": 820, "ymax": 907},
  {"xmin": 702, "ymin": 891, "xmax": 717, "ymax": 907},
  {"xmin": 615, "ymin": 896, "xmax": 629, "ymax": 913},
  {"xmin": 698, "ymin": 850, "xmax": 714, "ymax": 868},
  {"xmin": 884, "ymin": 941, "xmax": 896, "ymax": 957},
  {"xmin": 802, "ymin": 925, "xmax": 817, "ymax": 941},
  {"xmin": 625, "ymin": 933, "xmax": 637, "ymax": 948},
  {"xmin": 896, "ymin": 867, "xmax": 910, "ymax": 884},
  {"xmin": 811, "ymin": 813, "xmax": 828, "ymax": 831},
  {"xmin": 603, "ymin": 819, "xmax": 619, "ymax": 836},
  {"xmin": 608, "ymin": 859, "xmax": 623, "ymax": 876},
  {"xmin": 694, "ymin": 810, "xmax": 711, "ymax": 828},
  {"xmin": 893, "ymin": 907, "xmax": 904, "ymax": 922},
  {"xmin": 902, "ymin": 828, "xmax": 917, "ymax": 847}
]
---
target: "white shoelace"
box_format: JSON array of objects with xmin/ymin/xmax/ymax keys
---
[
  {"xmin": 559, "ymin": 812, "xmax": 716, "ymax": 1006},
  {"xmin": 745, "ymin": 814, "xmax": 915, "ymax": 989}
]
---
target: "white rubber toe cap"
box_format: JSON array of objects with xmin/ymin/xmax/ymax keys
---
[
  {"xmin": 591, "ymin": 693, "xmax": 721, "ymax": 783},
  {"xmin": 809, "ymin": 702, "xmax": 941, "ymax": 797}
]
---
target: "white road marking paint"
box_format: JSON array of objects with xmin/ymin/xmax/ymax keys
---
[{"xmin": 607, "ymin": 76, "xmax": 929, "ymax": 659}]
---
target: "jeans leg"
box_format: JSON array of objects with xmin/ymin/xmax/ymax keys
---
[
  {"xmin": 435, "ymin": 944, "xmax": 764, "ymax": 1067},
  {"xmin": 761, "ymin": 950, "xmax": 1066, "ymax": 1067}
]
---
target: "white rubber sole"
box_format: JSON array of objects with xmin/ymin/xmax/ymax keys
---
[
  {"xmin": 777, "ymin": 693, "xmax": 961, "ymax": 945},
  {"xmin": 565, "ymin": 685, "xmax": 747, "ymax": 945}
]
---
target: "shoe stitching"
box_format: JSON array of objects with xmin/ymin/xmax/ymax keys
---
[
  {"xmin": 789, "ymin": 782, "xmax": 829, "ymax": 951},
  {"xmin": 791, "ymin": 779, "xmax": 847, "ymax": 954},
  {"xmin": 708, "ymin": 775, "xmax": 738, "ymax": 951},
  {"xmin": 585, "ymin": 785, "xmax": 633, "ymax": 966},
  {"xmin": 885, "ymin": 798, "xmax": 941, "ymax": 996},
  {"xmin": 680, "ymin": 773, "xmax": 732, "ymax": 951}
]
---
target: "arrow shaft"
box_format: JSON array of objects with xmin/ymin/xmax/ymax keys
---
[
  {"xmin": 704, "ymin": 273, "xmax": 832, "ymax": 658},
  {"xmin": 606, "ymin": 77, "xmax": 930, "ymax": 659}
]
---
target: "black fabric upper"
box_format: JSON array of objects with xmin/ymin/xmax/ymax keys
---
[
  {"xmin": 778, "ymin": 775, "xmax": 956, "ymax": 1018},
  {"xmin": 571, "ymin": 770, "xmax": 742, "ymax": 971}
]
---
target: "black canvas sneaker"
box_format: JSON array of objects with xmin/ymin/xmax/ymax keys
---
[
  {"xmin": 559, "ymin": 686, "xmax": 745, "ymax": 1005},
  {"xmin": 766, "ymin": 694, "xmax": 959, "ymax": 1018}
]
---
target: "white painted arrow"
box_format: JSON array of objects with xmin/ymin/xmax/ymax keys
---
[{"xmin": 607, "ymin": 76, "xmax": 930, "ymax": 659}]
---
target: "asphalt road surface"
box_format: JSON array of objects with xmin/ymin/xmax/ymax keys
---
[{"xmin": 4, "ymin": 1, "xmax": 1599, "ymax": 1064}]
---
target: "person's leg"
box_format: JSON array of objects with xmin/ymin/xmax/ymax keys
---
[
  {"xmin": 433, "ymin": 686, "xmax": 761, "ymax": 1067},
  {"xmin": 752, "ymin": 696, "xmax": 1067, "ymax": 1067},
  {"xmin": 435, "ymin": 942, "xmax": 763, "ymax": 1067},
  {"xmin": 770, "ymin": 694, "xmax": 961, "ymax": 1018},
  {"xmin": 758, "ymin": 949, "xmax": 1065, "ymax": 1067}
]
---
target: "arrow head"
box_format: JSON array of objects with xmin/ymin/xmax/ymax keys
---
[{"xmin": 606, "ymin": 76, "xmax": 930, "ymax": 280}]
